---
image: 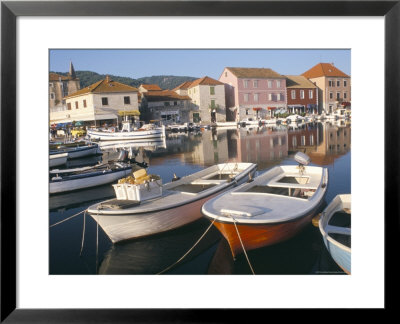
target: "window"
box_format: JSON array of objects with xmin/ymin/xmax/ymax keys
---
[
  {"xmin": 253, "ymin": 80, "xmax": 258, "ymax": 88},
  {"xmin": 102, "ymin": 97, "xmax": 108, "ymax": 105},
  {"xmin": 210, "ymin": 100, "xmax": 216, "ymax": 108},
  {"xmin": 124, "ymin": 96, "xmax": 130, "ymax": 104},
  {"xmin": 310, "ymin": 135, "xmax": 314, "ymax": 146},
  {"xmin": 254, "ymin": 93, "xmax": 259, "ymax": 102},
  {"xmin": 174, "ymin": 101, "xmax": 178, "ymax": 106},
  {"xmin": 291, "ymin": 90, "xmax": 296, "ymax": 99},
  {"xmin": 344, "ymin": 80, "xmax": 347, "ymax": 87},
  {"xmin": 210, "ymin": 86, "xmax": 215, "ymax": 95},
  {"xmin": 244, "ymin": 80, "xmax": 249, "ymax": 88},
  {"xmin": 75, "ymin": 101, "xmax": 79, "ymax": 109},
  {"xmin": 244, "ymin": 93, "xmax": 249, "ymax": 102},
  {"xmin": 245, "ymin": 109, "xmax": 249, "ymax": 115},
  {"xmin": 344, "ymin": 92, "xmax": 347, "ymax": 99},
  {"xmin": 329, "ymin": 80, "xmax": 335, "ymax": 87},
  {"xmin": 164, "ymin": 102, "xmax": 170, "ymax": 106},
  {"xmin": 276, "ymin": 80, "xmax": 281, "ymax": 88},
  {"xmin": 329, "ymin": 92, "xmax": 333, "ymax": 99},
  {"xmin": 50, "ymin": 92, "xmax": 55, "ymax": 100},
  {"xmin": 83, "ymin": 99, "xmax": 87, "ymax": 108},
  {"xmin": 337, "ymin": 92, "xmax": 341, "ymax": 100},
  {"xmin": 268, "ymin": 80, "xmax": 272, "ymax": 88},
  {"xmin": 309, "ymin": 90, "xmax": 313, "ymax": 99},
  {"xmin": 268, "ymin": 93, "xmax": 272, "ymax": 101},
  {"xmin": 225, "ymin": 72, "xmax": 227, "ymax": 77},
  {"xmin": 194, "ymin": 88, "xmax": 196, "ymax": 93},
  {"xmin": 277, "ymin": 93, "xmax": 282, "ymax": 101},
  {"xmin": 337, "ymin": 80, "xmax": 340, "ymax": 87},
  {"xmin": 67, "ymin": 103, "xmax": 71, "ymax": 110},
  {"xmin": 300, "ymin": 90, "xmax": 304, "ymax": 99},
  {"xmin": 301, "ymin": 136, "xmax": 306, "ymax": 146}
]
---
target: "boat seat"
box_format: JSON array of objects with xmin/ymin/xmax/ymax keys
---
[{"xmin": 191, "ymin": 179, "xmax": 227, "ymax": 185}]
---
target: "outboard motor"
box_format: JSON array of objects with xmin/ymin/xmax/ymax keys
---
[
  {"xmin": 294, "ymin": 152, "xmax": 310, "ymax": 175},
  {"xmin": 172, "ymin": 173, "xmax": 181, "ymax": 182},
  {"xmin": 117, "ymin": 149, "xmax": 129, "ymax": 162}
]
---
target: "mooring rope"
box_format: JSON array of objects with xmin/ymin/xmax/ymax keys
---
[
  {"xmin": 157, "ymin": 218, "xmax": 216, "ymax": 275},
  {"xmin": 49, "ymin": 209, "xmax": 86, "ymax": 228},
  {"xmin": 79, "ymin": 210, "xmax": 87, "ymax": 256},
  {"xmin": 231, "ymin": 216, "xmax": 255, "ymax": 275}
]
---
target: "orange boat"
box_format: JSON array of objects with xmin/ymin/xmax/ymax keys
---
[{"xmin": 202, "ymin": 153, "xmax": 328, "ymax": 258}]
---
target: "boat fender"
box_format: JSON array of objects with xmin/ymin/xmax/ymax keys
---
[
  {"xmin": 312, "ymin": 213, "xmax": 322, "ymax": 227},
  {"xmin": 51, "ymin": 176, "xmax": 62, "ymax": 181},
  {"xmin": 172, "ymin": 173, "xmax": 180, "ymax": 182},
  {"xmin": 247, "ymin": 173, "xmax": 254, "ymax": 183}
]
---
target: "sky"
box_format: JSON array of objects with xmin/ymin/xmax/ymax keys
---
[{"xmin": 50, "ymin": 49, "xmax": 351, "ymax": 79}]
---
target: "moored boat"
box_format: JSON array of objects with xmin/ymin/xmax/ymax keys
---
[
  {"xmin": 87, "ymin": 162, "xmax": 257, "ymax": 243},
  {"xmin": 49, "ymin": 152, "xmax": 68, "ymax": 167},
  {"xmin": 50, "ymin": 141, "xmax": 101, "ymax": 160},
  {"xmin": 318, "ymin": 194, "xmax": 351, "ymax": 274},
  {"xmin": 202, "ymin": 153, "xmax": 328, "ymax": 257},
  {"xmin": 50, "ymin": 160, "xmax": 134, "ymax": 194},
  {"xmin": 87, "ymin": 120, "xmax": 165, "ymax": 141}
]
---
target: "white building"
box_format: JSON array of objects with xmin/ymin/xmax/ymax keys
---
[{"xmin": 50, "ymin": 76, "xmax": 139, "ymax": 125}]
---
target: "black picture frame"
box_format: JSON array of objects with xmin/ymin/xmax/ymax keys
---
[{"xmin": 1, "ymin": 0, "xmax": 398, "ymax": 322}]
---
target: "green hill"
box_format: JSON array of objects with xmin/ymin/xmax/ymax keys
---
[{"xmin": 51, "ymin": 70, "xmax": 198, "ymax": 90}]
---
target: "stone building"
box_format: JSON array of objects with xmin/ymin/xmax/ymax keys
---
[
  {"xmin": 49, "ymin": 62, "xmax": 80, "ymax": 112},
  {"xmin": 140, "ymin": 90, "xmax": 194, "ymax": 124},
  {"xmin": 185, "ymin": 76, "xmax": 226, "ymax": 124}
]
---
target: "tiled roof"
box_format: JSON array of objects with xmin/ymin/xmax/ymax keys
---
[
  {"xmin": 285, "ymin": 75, "xmax": 317, "ymax": 89},
  {"xmin": 226, "ymin": 67, "xmax": 285, "ymax": 79},
  {"xmin": 302, "ymin": 63, "xmax": 349, "ymax": 78},
  {"xmin": 64, "ymin": 76, "xmax": 138, "ymax": 99},
  {"xmin": 188, "ymin": 76, "xmax": 223, "ymax": 88},
  {"xmin": 142, "ymin": 90, "xmax": 191, "ymax": 102},
  {"xmin": 172, "ymin": 81, "xmax": 193, "ymax": 91},
  {"xmin": 140, "ymin": 84, "xmax": 162, "ymax": 91},
  {"xmin": 49, "ymin": 73, "xmax": 73, "ymax": 81}
]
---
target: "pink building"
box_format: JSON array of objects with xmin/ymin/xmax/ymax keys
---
[{"xmin": 219, "ymin": 67, "xmax": 287, "ymax": 121}]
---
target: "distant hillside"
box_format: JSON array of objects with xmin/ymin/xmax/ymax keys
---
[{"xmin": 50, "ymin": 70, "xmax": 198, "ymax": 90}]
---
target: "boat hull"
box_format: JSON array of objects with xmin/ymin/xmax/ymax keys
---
[
  {"xmin": 87, "ymin": 128, "xmax": 165, "ymax": 141},
  {"xmin": 65, "ymin": 146, "xmax": 100, "ymax": 159},
  {"xmin": 211, "ymin": 207, "xmax": 319, "ymax": 258},
  {"xmin": 322, "ymin": 235, "xmax": 351, "ymax": 274},
  {"xmin": 49, "ymin": 153, "xmax": 68, "ymax": 167},
  {"xmin": 50, "ymin": 168, "xmax": 131, "ymax": 194}
]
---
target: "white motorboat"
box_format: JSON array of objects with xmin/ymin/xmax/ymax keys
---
[
  {"xmin": 49, "ymin": 152, "xmax": 68, "ymax": 167},
  {"xmin": 239, "ymin": 118, "xmax": 260, "ymax": 127},
  {"xmin": 319, "ymin": 194, "xmax": 351, "ymax": 274},
  {"xmin": 87, "ymin": 120, "xmax": 165, "ymax": 141},
  {"xmin": 87, "ymin": 162, "xmax": 257, "ymax": 243},
  {"xmin": 215, "ymin": 121, "xmax": 239, "ymax": 128},
  {"xmin": 202, "ymin": 153, "xmax": 328, "ymax": 257},
  {"xmin": 49, "ymin": 160, "xmax": 133, "ymax": 194},
  {"xmin": 286, "ymin": 114, "xmax": 305, "ymax": 123}
]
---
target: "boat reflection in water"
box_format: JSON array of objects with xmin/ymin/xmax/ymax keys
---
[{"xmin": 98, "ymin": 218, "xmax": 221, "ymax": 275}]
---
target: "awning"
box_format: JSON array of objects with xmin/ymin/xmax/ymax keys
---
[
  {"xmin": 253, "ymin": 107, "xmax": 262, "ymax": 111},
  {"xmin": 118, "ymin": 110, "xmax": 140, "ymax": 116},
  {"xmin": 267, "ymin": 107, "xmax": 277, "ymax": 110},
  {"xmin": 95, "ymin": 114, "xmax": 119, "ymax": 121},
  {"xmin": 341, "ymin": 102, "xmax": 351, "ymax": 107}
]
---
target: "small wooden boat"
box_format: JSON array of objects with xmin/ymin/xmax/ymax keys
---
[
  {"xmin": 87, "ymin": 120, "xmax": 165, "ymax": 141},
  {"xmin": 202, "ymin": 153, "xmax": 328, "ymax": 257},
  {"xmin": 319, "ymin": 194, "xmax": 351, "ymax": 274},
  {"xmin": 49, "ymin": 152, "xmax": 68, "ymax": 167},
  {"xmin": 49, "ymin": 161, "xmax": 133, "ymax": 194},
  {"xmin": 50, "ymin": 141, "xmax": 101, "ymax": 160},
  {"xmin": 87, "ymin": 162, "xmax": 257, "ymax": 243}
]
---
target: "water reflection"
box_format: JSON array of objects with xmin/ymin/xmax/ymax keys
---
[
  {"xmin": 150, "ymin": 121, "xmax": 351, "ymax": 170},
  {"xmin": 50, "ymin": 121, "xmax": 351, "ymax": 275}
]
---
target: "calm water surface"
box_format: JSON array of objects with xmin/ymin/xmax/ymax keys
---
[{"xmin": 49, "ymin": 121, "xmax": 351, "ymax": 275}]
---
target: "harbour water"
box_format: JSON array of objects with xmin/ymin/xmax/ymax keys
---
[{"xmin": 49, "ymin": 121, "xmax": 351, "ymax": 275}]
